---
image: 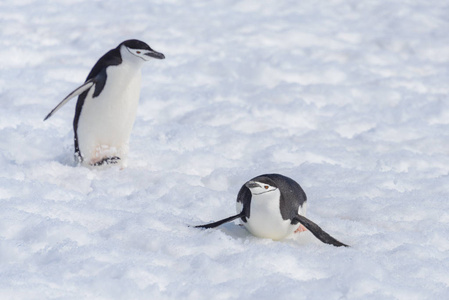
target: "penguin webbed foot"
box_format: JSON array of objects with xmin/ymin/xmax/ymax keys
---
[
  {"xmin": 294, "ymin": 224, "xmax": 308, "ymax": 233},
  {"xmin": 91, "ymin": 156, "xmax": 121, "ymax": 167},
  {"xmin": 194, "ymin": 212, "xmax": 245, "ymax": 229},
  {"xmin": 292, "ymin": 214, "xmax": 349, "ymax": 247}
]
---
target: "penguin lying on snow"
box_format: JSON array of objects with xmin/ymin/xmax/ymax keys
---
[
  {"xmin": 196, "ymin": 174, "xmax": 348, "ymax": 247},
  {"xmin": 44, "ymin": 39, "xmax": 165, "ymax": 168}
]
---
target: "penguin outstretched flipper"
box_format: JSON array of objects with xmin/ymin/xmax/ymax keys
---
[
  {"xmin": 195, "ymin": 211, "xmax": 245, "ymax": 229},
  {"xmin": 291, "ymin": 214, "xmax": 348, "ymax": 247},
  {"xmin": 44, "ymin": 79, "xmax": 95, "ymax": 121}
]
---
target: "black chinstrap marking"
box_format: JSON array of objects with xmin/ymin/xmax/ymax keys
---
[
  {"xmin": 291, "ymin": 214, "xmax": 348, "ymax": 247},
  {"xmin": 91, "ymin": 156, "xmax": 121, "ymax": 167}
]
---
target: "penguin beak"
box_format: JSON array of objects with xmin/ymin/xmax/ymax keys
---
[
  {"xmin": 145, "ymin": 50, "xmax": 165, "ymax": 60},
  {"xmin": 245, "ymin": 181, "xmax": 260, "ymax": 189}
]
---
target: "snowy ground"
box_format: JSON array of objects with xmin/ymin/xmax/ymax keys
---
[{"xmin": 1, "ymin": 0, "xmax": 449, "ymax": 299}]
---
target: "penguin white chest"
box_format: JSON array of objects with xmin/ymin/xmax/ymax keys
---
[
  {"xmin": 242, "ymin": 190, "xmax": 297, "ymax": 240},
  {"xmin": 77, "ymin": 62, "xmax": 143, "ymax": 166}
]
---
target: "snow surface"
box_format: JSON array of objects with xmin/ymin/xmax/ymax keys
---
[{"xmin": 1, "ymin": 0, "xmax": 449, "ymax": 299}]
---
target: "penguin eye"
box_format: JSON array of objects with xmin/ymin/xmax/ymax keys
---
[
  {"xmin": 264, "ymin": 185, "xmax": 269, "ymax": 189},
  {"xmin": 136, "ymin": 51, "xmax": 141, "ymax": 54}
]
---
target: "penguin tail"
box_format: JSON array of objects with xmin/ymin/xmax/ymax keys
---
[{"xmin": 292, "ymin": 214, "xmax": 349, "ymax": 247}]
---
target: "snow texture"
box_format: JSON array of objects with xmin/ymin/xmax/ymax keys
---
[{"xmin": 1, "ymin": 0, "xmax": 449, "ymax": 299}]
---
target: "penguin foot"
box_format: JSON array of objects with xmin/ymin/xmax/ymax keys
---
[
  {"xmin": 294, "ymin": 224, "xmax": 308, "ymax": 233},
  {"xmin": 91, "ymin": 156, "xmax": 121, "ymax": 167}
]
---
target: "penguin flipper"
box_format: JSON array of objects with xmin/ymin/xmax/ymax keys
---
[
  {"xmin": 195, "ymin": 211, "xmax": 245, "ymax": 229},
  {"xmin": 292, "ymin": 214, "xmax": 348, "ymax": 247},
  {"xmin": 43, "ymin": 80, "xmax": 95, "ymax": 121}
]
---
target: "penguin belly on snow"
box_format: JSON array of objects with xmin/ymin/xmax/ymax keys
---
[
  {"xmin": 44, "ymin": 39, "xmax": 165, "ymax": 168},
  {"xmin": 195, "ymin": 173, "xmax": 348, "ymax": 247}
]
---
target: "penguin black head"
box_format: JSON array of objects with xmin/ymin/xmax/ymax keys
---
[
  {"xmin": 245, "ymin": 176, "xmax": 278, "ymax": 195},
  {"xmin": 120, "ymin": 39, "xmax": 165, "ymax": 61}
]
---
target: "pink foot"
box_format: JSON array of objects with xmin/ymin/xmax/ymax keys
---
[{"xmin": 295, "ymin": 224, "xmax": 307, "ymax": 233}]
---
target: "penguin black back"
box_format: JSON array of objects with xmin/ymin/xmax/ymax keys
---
[{"xmin": 236, "ymin": 174, "xmax": 307, "ymax": 222}]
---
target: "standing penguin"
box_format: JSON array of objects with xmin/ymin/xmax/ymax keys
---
[
  {"xmin": 44, "ymin": 39, "xmax": 165, "ymax": 168},
  {"xmin": 196, "ymin": 173, "xmax": 348, "ymax": 247}
]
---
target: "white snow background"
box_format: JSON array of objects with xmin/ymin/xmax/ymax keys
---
[{"xmin": 1, "ymin": 0, "xmax": 449, "ymax": 299}]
